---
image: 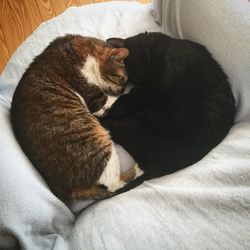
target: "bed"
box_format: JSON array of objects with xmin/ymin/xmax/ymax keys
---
[{"xmin": 0, "ymin": 1, "xmax": 250, "ymax": 249}]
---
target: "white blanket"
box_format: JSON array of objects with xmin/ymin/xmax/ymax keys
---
[
  {"xmin": 69, "ymin": 1, "xmax": 250, "ymax": 249},
  {"xmin": 0, "ymin": 2, "xmax": 161, "ymax": 249},
  {"xmin": 1, "ymin": 0, "xmax": 250, "ymax": 249},
  {"xmin": 69, "ymin": 122, "xmax": 250, "ymax": 249},
  {"xmin": 160, "ymin": 0, "xmax": 250, "ymax": 123}
]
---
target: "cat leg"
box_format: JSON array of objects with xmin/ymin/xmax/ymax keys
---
[
  {"xmin": 68, "ymin": 164, "xmax": 143, "ymax": 200},
  {"xmin": 97, "ymin": 144, "xmax": 144, "ymax": 192},
  {"xmin": 93, "ymin": 95, "xmax": 118, "ymax": 117},
  {"xmin": 97, "ymin": 143, "xmax": 128, "ymax": 192},
  {"xmin": 69, "ymin": 147, "xmax": 144, "ymax": 200}
]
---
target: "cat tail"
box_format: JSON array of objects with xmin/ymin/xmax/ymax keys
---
[{"xmin": 69, "ymin": 185, "xmax": 114, "ymax": 200}]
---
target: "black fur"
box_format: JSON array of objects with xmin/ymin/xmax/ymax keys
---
[{"xmin": 100, "ymin": 32, "xmax": 235, "ymax": 191}]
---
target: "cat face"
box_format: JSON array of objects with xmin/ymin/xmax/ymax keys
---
[
  {"xmin": 107, "ymin": 36, "xmax": 150, "ymax": 86},
  {"xmin": 98, "ymin": 47, "xmax": 129, "ymax": 96},
  {"xmin": 74, "ymin": 36, "xmax": 129, "ymax": 96}
]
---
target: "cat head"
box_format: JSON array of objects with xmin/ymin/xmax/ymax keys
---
[
  {"xmin": 74, "ymin": 36, "xmax": 129, "ymax": 96},
  {"xmin": 107, "ymin": 34, "xmax": 151, "ymax": 86},
  {"xmin": 98, "ymin": 46, "xmax": 129, "ymax": 96}
]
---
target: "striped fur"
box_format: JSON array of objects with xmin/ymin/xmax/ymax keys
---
[{"xmin": 11, "ymin": 34, "xmax": 141, "ymax": 200}]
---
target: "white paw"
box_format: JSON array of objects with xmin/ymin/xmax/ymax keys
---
[
  {"xmin": 133, "ymin": 164, "xmax": 144, "ymax": 179},
  {"xmin": 93, "ymin": 107, "xmax": 107, "ymax": 117},
  {"xmin": 93, "ymin": 95, "xmax": 118, "ymax": 117}
]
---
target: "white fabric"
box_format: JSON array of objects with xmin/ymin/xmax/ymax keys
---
[
  {"xmin": 69, "ymin": 122, "xmax": 250, "ymax": 249},
  {"xmin": 0, "ymin": 105, "xmax": 74, "ymax": 250},
  {"xmin": 69, "ymin": 1, "xmax": 250, "ymax": 249},
  {"xmin": 1, "ymin": 0, "xmax": 250, "ymax": 249},
  {"xmin": 159, "ymin": 0, "xmax": 250, "ymax": 122},
  {"xmin": 0, "ymin": 1, "xmax": 161, "ymax": 249}
]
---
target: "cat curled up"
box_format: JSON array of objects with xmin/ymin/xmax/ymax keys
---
[
  {"xmin": 100, "ymin": 32, "xmax": 236, "ymax": 191},
  {"xmin": 11, "ymin": 34, "xmax": 143, "ymax": 200}
]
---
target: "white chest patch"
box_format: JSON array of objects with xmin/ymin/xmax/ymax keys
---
[{"xmin": 80, "ymin": 55, "xmax": 107, "ymax": 89}]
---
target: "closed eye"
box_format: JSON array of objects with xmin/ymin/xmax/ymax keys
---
[
  {"xmin": 111, "ymin": 74, "xmax": 124, "ymax": 80},
  {"xmin": 116, "ymin": 61, "xmax": 125, "ymax": 67},
  {"xmin": 106, "ymin": 75, "xmax": 123, "ymax": 86}
]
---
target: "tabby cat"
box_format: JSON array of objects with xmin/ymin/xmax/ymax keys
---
[
  {"xmin": 100, "ymin": 32, "xmax": 235, "ymax": 191},
  {"xmin": 11, "ymin": 34, "xmax": 143, "ymax": 200}
]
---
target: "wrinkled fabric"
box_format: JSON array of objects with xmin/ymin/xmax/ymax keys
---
[
  {"xmin": 1, "ymin": 0, "xmax": 250, "ymax": 249},
  {"xmin": 0, "ymin": 2, "xmax": 161, "ymax": 249},
  {"xmin": 158, "ymin": 0, "xmax": 250, "ymax": 122},
  {"xmin": 69, "ymin": 121, "xmax": 250, "ymax": 249}
]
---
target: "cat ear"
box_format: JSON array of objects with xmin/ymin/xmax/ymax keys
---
[
  {"xmin": 111, "ymin": 48, "xmax": 129, "ymax": 60},
  {"xmin": 107, "ymin": 38, "xmax": 125, "ymax": 48}
]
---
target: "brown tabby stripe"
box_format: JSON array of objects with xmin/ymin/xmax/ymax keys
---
[
  {"xmin": 121, "ymin": 167, "xmax": 136, "ymax": 183},
  {"xmin": 85, "ymin": 143, "xmax": 111, "ymax": 166},
  {"xmin": 69, "ymin": 186, "xmax": 113, "ymax": 200},
  {"xmin": 11, "ymin": 35, "xmax": 130, "ymax": 199}
]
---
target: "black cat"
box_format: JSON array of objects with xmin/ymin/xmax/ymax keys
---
[{"xmin": 100, "ymin": 32, "xmax": 235, "ymax": 191}]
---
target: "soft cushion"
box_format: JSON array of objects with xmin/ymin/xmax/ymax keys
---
[
  {"xmin": 1, "ymin": 0, "xmax": 250, "ymax": 249},
  {"xmin": 0, "ymin": 1, "xmax": 160, "ymax": 249},
  {"xmin": 159, "ymin": 0, "xmax": 250, "ymax": 122},
  {"xmin": 68, "ymin": 1, "xmax": 250, "ymax": 249}
]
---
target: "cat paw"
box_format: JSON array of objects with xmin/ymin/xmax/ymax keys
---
[
  {"xmin": 133, "ymin": 164, "xmax": 144, "ymax": 179},
  {"xmin": 120, "ymin": 164, "xmax": 144, "ymax": 183},
  {"xmin": 93, "ymin": 107, "xmax": 109, "ymax": 117},
  {"xmin": 94, "ymin": 96, "xmax": 118, "ymax": 117}
]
